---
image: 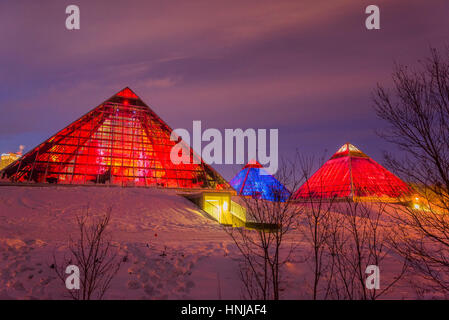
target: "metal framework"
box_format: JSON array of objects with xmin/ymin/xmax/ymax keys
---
[
  {"xmin": 1, "ymin": 88, "xmax": 230, "ymax": 190},
  {"xmin": 293, "ymin": 143, "xmax": 411, "ymax": 201},
  {"xmin": 230, "ymin": 161, "xmax": 290, "ymax": 202}
]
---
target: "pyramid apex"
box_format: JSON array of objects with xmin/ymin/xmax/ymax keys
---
[
  {"xmin": 243, "ymin": 159, "xmax": 263, "ymax": 169},
  {"xmin": 333, "ymin": 142, "xmax": 366, "ymax": 159},
  {"xmin": 115, "ymin": 87, "xmax": 139, "ymax": 99}
]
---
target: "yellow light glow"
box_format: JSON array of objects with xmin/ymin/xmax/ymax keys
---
[
  {"xmin": 415, "ymin": 197, "xmax": 419, "ymax": 201},
  {"xmin": 414, "ymin": 204, "xmax": 420, "ymax": 209},
  {"xmin": 223, "ymin": 201, "xmax": 229, "ymax": 211}
]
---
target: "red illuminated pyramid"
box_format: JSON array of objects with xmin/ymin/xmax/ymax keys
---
[
  {"xmin": 1, "ymin": 88, "xmax": 230, "ymax": 189},
  {"xmin": 294, "ymin": 143, "xmax": 411, "ymax": 202}
]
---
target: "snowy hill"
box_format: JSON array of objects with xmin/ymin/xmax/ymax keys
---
[
  {"xmin": 0, "ymin": 186, "xmax": 245, "ymax": 299},
  {"xmin": 0, "ymin": 185, "xmax": 421, "ymax": 299}
]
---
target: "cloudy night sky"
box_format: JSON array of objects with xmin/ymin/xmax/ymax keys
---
[{"xmin": 1, "ymin": 0, "xmax": 448, "ymax": 179}]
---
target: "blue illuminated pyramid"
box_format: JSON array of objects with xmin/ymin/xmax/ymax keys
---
[{"xmin": 230, "ymin": 160, "xmax": 290, "ymax": 202}]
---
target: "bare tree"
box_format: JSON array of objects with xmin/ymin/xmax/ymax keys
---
[
  {"xmin": 295, "ymin": 155, "xmax": 336, "ymax": 300},
  {"xmin": 373, "ymin": 47, "xmax": 449, "ymax": 294},
  {"xmin": 225, "ymin": 159, "xmax": 303, "ymax": 300},
  {"xmin": 326, "ymin": 200, "xmax": 407, "ymax": 300},
  {"xmin": 54, "ymin": 207, "xmax": 122, "ymax": 300},
  {"xmin": 387, "ymin": 204, "xmax": 449, "ymax": 295},
  {"xmin": 291, "ymin": 153, "xmax": 407, "ymax": 300}
]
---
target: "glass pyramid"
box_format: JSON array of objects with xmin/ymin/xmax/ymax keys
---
[
  {"xmin": 294, "ymin": 143, "xmax": 411, "ymax": 201},
  {"xmin": 230, "ymin": 160, "xmax": 291, "ymax": 202},
  {"xmin": 1, "ymin": 88, "xmax": 230, "ymax": 189}
]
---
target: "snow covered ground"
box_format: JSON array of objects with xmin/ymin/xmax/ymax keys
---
[
  {"xmin": 0, "ymin": 186, "xmax": 245, "ymax": 299},
  {"xmin": 0, "ymin": 185, "xmax": 425, "ymax": 299}
]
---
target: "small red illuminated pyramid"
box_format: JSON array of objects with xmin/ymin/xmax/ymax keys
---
[
  {"xmin": 293, "ymin": 143, "xmax": 411, "ymax": 201},
  {"xmin": 1, "ymin": 88, "xmax": 230, "ymax": 189}
]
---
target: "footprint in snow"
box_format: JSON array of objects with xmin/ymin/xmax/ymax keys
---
[{"xmin": 127, "ymin": 280, "xmax": 141, "ymax": 290}]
